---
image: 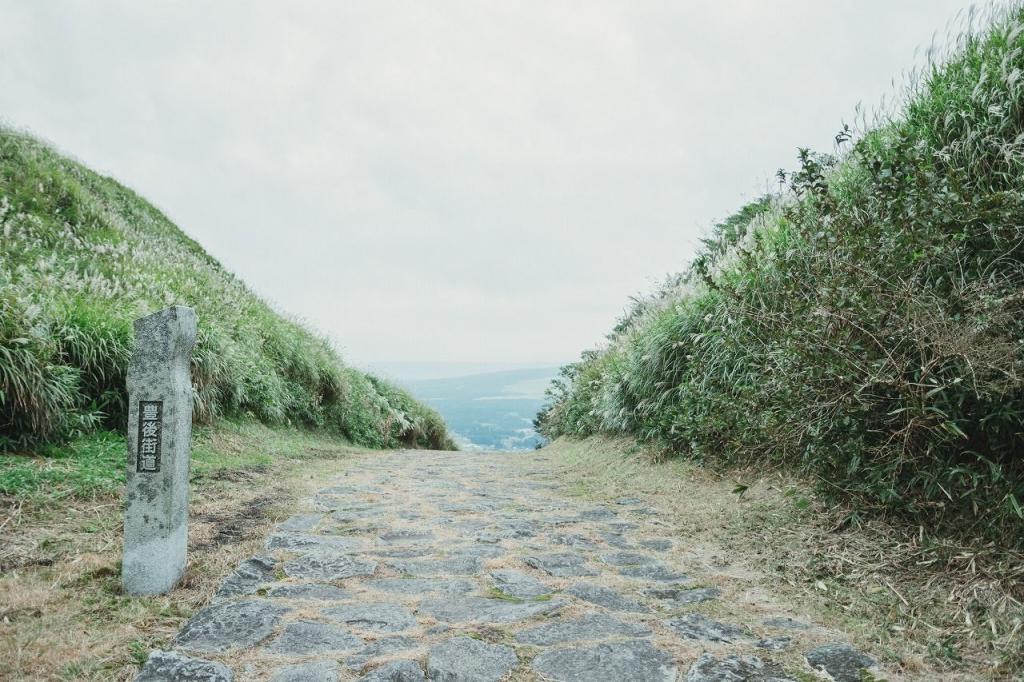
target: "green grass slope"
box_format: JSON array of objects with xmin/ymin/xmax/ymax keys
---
[
  {"xmin": 0, "ymin": 128, "xmax": 453, "ymax": 452},
  {"xmin": 537, "ymin": 4, "xmax": 1024, "ymax": 546}
]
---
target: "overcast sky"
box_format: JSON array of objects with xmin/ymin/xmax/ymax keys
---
[{"xmin": 0, "ymin": 1, "xmax": 970, "ymax": 366}]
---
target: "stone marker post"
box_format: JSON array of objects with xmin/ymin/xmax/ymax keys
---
[{"xmin": 122, "ymin": 305, "xmax": 197, "ymax": 596}]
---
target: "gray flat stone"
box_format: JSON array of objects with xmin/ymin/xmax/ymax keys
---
[
  {"xmin": 265, "ymin": 620, "xmax": 363, "ymax": 655},
  {"xmin": 685, "ymin": 654, "xmax": 795, "ymax": 681},
  {"xmin": 345, "ymin": 637, "xmax": 418, "ymax": 669},
  {"xmin": 367, "ymin": 578, "xmax": 476, "ymax": 595},
  {"xmin": 757, "ymin": 637, "xmax": 793, "ymax": 651},
  {"xmin": 215, "ymin": 556, "xmax": 276, "ymax": 598},
  {"xmin": 632, "ymin": 510, "xmax": 658, "ymax": 520},
  {"xmin": 135, "ymin": 650, "xmax": 233, "ymax": 681},
  {"xmin": 488, "ymin": 519, "xmax": 540, "ymax": 538},
  {"xmin": 665, "ymin": 613, "xmax": 751, "ymax": 643},
  {"xmin": 577, "ymin": 507, "xmax": 617, "ymax": 521},
  {"xmin": 379, "ymin": 530, "xmax": 435, "ymax": 544},
  {"xmin": 639, "ymin": 539, "xmax": 672, "ymax": 551},
  {"xmin": 284, "ymin": 553, "xmax": 377, "ymax": 580},
  {"xmin": 645, "ymin": 586, "xmax": 720, "ymax": 606},
  {"xmin": 451, "ymin": 544, "xmax": 504, "ymax": 559},
  {"xmin": 268, "ymin": 583, "xmax": 350, "ymax": 601},
  {"xmin": 270, "ymin": 661, "xmax": 339, "ymax": 682},
  {"xmin": 762, "ymin": 616, "xmax": 811, "ymax": 630},
  {"xmin": 515, "ymin": 613, "xmax": 651, "ymax": 645},
  {"xmin": 358, "ymin": 660, "xmax": 426, "ymax": 682},
  {"xmin": 805, "ymin": 643, "xmax": 876, "ymax": 682},
  {"xmin": 617, "ymin": 563, "xmax": 688, "ymax": 582},
  {"xmin": 324, "ymin": 495, "xmax": 383, "ymax": 505},
  {"xmin": 323, "ymin": 603, "xmax": 418, "ymax": 633},
  {"xmin": 330, "ymin": 501, "xmax": 384, "ymax": 513},
  {"xmin": 175, "ymin": 600, "xmax": 289, "ymax": 653},
  {"xmin": 267, "ymin": 533, "xmax": 360, "ymax": 552},
  {"xmin": 565, "ymin": 582, "xmax": 650, "ymax": 613},
  {"xmin": 388, "ymin": 557, "xmax": 482, "ymax": 576},
  {"xmin": 601, "ymin": 533, "xmax": 636, "ymax": 549},
  {"xmin": 600, "ymin": 551, "xmax": 658, "ymax": 567},
  {"xmin": 450, "ymin": 520, "xmax": 489, "ymax": 533},
  {"xmin": 488, "ymin": 570, "xmax": 552, "ymax": 599},
  {"xmin": 440, "ymin": 502, "xmax": 496, "ymax": 513},
  {"xmin": 419, "ymin": 595, "xmax": 566, "ymax": 623},
  {"xmin": 332, "ymin": 522, "xmax": 386, "ymax": 534},
  {"xmin": 277, "ymin": 514, "xmax": 323, "ymax": 532},
  {"xmin": 550, "ymin": 533, "xmax": 600, "ymax": 550},
  {"xmin": 332, "ymin": 510, "xmax": 383, "ymax": 523},
  {"xmin": 542, "ymin": 515, "xmax": 579, "ymax": 526},
  {"xmin": 373, "ymin": 548, "xmax": 433, "ymax": 558},
  {"xmin": 318, "ymin": 485, "xmax": 362, "ymax": 495},
  {"xmin": 427, "ymin": 636, "xmax": 517, "ymax": 682},
  {"xmin": 524, "ymin": 553, "xmax": 597, "ymax": 577},
  {"xmin": 598, "ymin": 532, "xmax": 630, "ymax": 548},
  {"xmin": 532, "ymin": 640, "xmax": 676, "ymax": 682},
  {"xmin": 607, "ymin": 522, "xmax": 639, "ymax": 532}
]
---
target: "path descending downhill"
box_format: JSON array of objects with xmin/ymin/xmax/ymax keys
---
[{"xmin": 136, "ymin": 450, "xmax": 880, "ymax": 682}]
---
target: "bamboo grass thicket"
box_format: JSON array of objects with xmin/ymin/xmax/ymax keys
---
[{"xmin": 537, "ymin": 3, "xmax": 1024, "ymax": 545}]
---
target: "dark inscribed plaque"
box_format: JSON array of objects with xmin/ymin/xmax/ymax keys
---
[{"xmin": 137, "ymin": 400, "xmax": 163, "ymax": 472}]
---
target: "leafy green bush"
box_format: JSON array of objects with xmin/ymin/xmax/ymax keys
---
[
  {"xmin": 0, "ymin": 128, "xmax": 453, "ymax": 452},
  {"xmin": 538, "ymin": 5, "xmax": 1024, "ymax": 545}
]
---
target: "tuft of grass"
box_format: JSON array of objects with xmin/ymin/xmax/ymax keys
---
[
  {"xmin": 484, "ymin": 586, "xmax": 525, "ymax": 603},
  {"xmin": 0, "ymin": 430, "xmax": 123, "ymax": 499}
]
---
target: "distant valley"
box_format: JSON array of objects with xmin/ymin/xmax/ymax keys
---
[{"xmin": 368, "ymin": 364, "xmax": 560, "ymax": 451}]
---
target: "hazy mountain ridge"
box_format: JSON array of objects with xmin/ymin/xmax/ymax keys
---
[{"xmin": 398, "ymin": 367, "xmax": 560, "ymax": 451}]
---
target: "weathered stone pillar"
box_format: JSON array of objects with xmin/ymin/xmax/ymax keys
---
[{"xmin": 122, "ymin": 305, "xmax": 197, "ymax": 596}]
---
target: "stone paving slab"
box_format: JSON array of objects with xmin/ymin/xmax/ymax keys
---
[{"xmin": 136, "ymin": 449, "xmax": 880, "ymax": 681}]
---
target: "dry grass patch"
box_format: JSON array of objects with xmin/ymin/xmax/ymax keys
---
[
  {"xmin": 542, "ymin": 436, "xmax": 1023, "ymax": 681},
  {"xmin": 0, "ymin": 422, "xmax": 370, "ymax": 681}
]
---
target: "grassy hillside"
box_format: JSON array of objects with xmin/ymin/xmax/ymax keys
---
[
  {"xmin": 537, "ymin": 4, "xmax": 1024, "ymax": 547},
  {"xmin": 0, "ymin": 128, "xmax": 454, "ymax": 453}
]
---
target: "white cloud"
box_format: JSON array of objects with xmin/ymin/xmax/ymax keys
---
[{"xmin": 0, "ymin": 0, "xmax": 969, "ymax": 363}]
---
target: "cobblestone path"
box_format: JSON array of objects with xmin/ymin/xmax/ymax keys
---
[{"xmin": 136, "ymin": 450, "xmax": 879, "ymax": 681}]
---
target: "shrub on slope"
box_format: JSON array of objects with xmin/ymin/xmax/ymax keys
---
[
  {"xmin": 538, "ymin": 5, "xmax": 1024, "ymax": 544},
  {"xmin": 0, "ymin": 128, "xmax": 453, "ymax": 451}
]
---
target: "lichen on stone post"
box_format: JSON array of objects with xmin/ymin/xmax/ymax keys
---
[{"xmin": 122, "ymin": 305, "xmax": 197, "ymax": 596}]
